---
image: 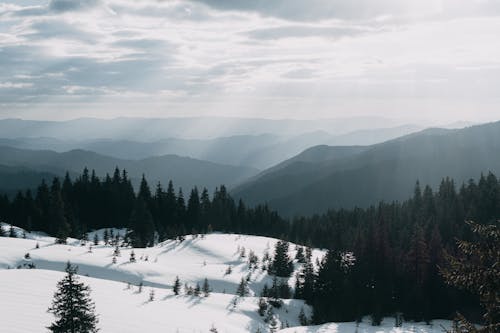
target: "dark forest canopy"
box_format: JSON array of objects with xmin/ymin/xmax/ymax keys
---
[{"xmin": 0, "ymin": 167, "xmax": 499, "ymax": 324}]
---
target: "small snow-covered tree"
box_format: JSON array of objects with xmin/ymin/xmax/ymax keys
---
[
  {"xmin": 47, "ymin": 262, "xmax": 99, "ymax": 333},
  {"xmin": 269, "ymin": 315, "xmax": 279, "ymax": 333},
  {"xmin": 129, "ymin": 250, "xmax": 136, "ymax": 263},
  {"xmin": 149, "ymin": 289, "xmax": 155, "ymax": 301},
  {"xmin": 194, "ymin": 283, "xmax": 201, "ymax": 297},
  {"xmin": 299, "ymin": 307, "xmax": 308, "ymax": 325},
  {"xmin": 173, "ymin": 276, "xmax": 181, "ymax": 295},
  {"xmin": 103, "ymin": 229, "xmax": 109, "ymax": 245},
  {"xmin": 93, "ymin": 233, "xmax": 99, "ymax": 246},
  {"xmin": 9, "ymin": 226, "xmax": 16, "ymax": 238},
  {"xmin": 202, "ymin": 278, "xmax": 211, "ymax": 297},
  {"xmin": 236, "ymin": 278, "xmax": 249, "ymax": 297},
  {"xmin": 258, "ymin": 297, "xmax": 268, "ymax": 316}
]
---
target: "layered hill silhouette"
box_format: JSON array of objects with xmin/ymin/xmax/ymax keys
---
[
  {"xmin": 232, "ymin": 121, "xmax": 500, "ymax": 216},
  {"xmin": 0, "ymin": 146, "xmax": 258, "ymax": 193}
]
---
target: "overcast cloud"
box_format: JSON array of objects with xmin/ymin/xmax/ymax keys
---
[{"xmin": 0, "ymin": 0, "xmax": 499, "ymax": 123}]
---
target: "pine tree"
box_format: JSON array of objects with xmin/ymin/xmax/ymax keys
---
[
  {"xmin": 440, "ymin": 221, "xmax": 500, "ymax": 333},
  {"xmin": 173, "ymin": 276, "xmax": 181, "ymax": 295},
  {"xmin": 103, "ymin": 229, "xmax": 109, "ymax": 245},
  {"xmin": 129, "ymin": 250, "xmax": 136, "ymax": 263},
  {"xmin": 49, "ymin": 178, "xmax": 71, "ymax": 244},
  {"xmin": 9, "ymin": 225, "xmax": 16, "ymax": 238},
  {"xmin": 258, "ymin": 297, "xmax": 268, "ymax": 316},
  {"xmin": 236, "ymin": 278, "xmax": 249, "ymax": 297},
  {"xmin": 47, "ymin": 262, "xmax": 99, "ymax": 333},
  {"xmin": 295, "ymin": 246, "xmax": 305, "ymax": 263},
  {"xmin": 269, "ymin": 314, "xmax": 279, "ymax": 333},
  {"xmin": 202, "ymin": 278, "xmax": 211, "ymax": 297},
  {"xmin": 149, "ymin": 289, "xmax": 155, "ymax": 302},
  {"xmin": 299, "ymin": 307, "xmax": 308, "ymax": 325},
  {"xmin": 194, "ymin": 283, "xmax": 201, "ymax": 297},
  {"xmin": 93, "ymin": 234, "xmax": 99, "ymax": 246},
  {"xmin": 270, "ymin": 240, "xmax": 293, "ymax": 277}
]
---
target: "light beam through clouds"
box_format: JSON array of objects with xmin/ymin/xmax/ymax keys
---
[{"xmin": 0, "ymin": 0, "xmax": 499, "ymax": 123}]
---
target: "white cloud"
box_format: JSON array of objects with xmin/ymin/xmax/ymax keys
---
[
  {"xmin": 0, "ymin": 82, "xmax": 33, "ymax": 88},
  {"xmin": 0, "ymin": 0, "xmax": 499, "ymax": 122}
]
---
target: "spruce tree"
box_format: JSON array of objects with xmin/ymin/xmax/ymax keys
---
[
  {"xmin": 270, "ymin": 240, "xmax": 293, "ymax": 277},
  {"xmin": 173, "ymin": 276, "xmax": 181, "ymax": 295},
  {"xmin": 129, "ymin": 250, "xmax": 136, "ymax": 263},
  {"xmin": 202, "ymin": 278, "xmax": 211, "ymax": 297},
  {"xmin": 9, "ymin": 225, "xmax": 16, "ymax": 238},
  {"xmin": 47, "ymin": 262, "xmax": 99, "ymax": 333},
  {"xmin": 440, "ymin": 221, "xmax": 500, "ymax": 333},
  {"xmin": 236, "ymin": 278, "xmax": 249, "ymax": 297},
  {"xmin": 194, "ymin": 283, "xmax": 201, "ymax": 297}
]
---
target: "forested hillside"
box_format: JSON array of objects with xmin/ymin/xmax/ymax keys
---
[
  {"xmin": 233, "ymin": 121, "xmax": 500, "ymax": 216},
  {"xmin": 1, "ymin": 168, "xmax": 499, "ymax": 325}
]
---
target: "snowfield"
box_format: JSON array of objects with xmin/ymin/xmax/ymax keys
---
[{"xmin": 0, "ymin": 223, "xmax": 452, "ymax": 332}]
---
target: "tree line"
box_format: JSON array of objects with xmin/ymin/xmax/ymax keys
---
[{"xmin": 1, "ymin": 167, "xmax": 499, "ymax": 325}]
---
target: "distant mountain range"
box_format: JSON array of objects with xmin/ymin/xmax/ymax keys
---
[
  {"xmin": 0, "ymin": 116, "xmax": 415, "ymax": 141},
  {"xmin": 232, "ymin": 121, "xmax": 500, "ymax": 216},
  {"xmin": 0, "ymin": 146, "xmax": 258, "ymax": 193},
  {"xmin": 0, "ymin": 123, "xmax": 421, "ymax": 169}
]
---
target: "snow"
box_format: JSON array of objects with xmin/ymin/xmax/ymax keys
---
[
  {"xmin": 0, "ymin": 224, "xmax": 452, "ymax": 332},
  {"xmin": 279, "ymin": 319, "xmax": 452, "ymax": 333}
]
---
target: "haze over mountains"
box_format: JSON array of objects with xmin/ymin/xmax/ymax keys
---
[
  {"xmin": 0, "ymin": 116, "xmax": 496, "ymax": 218},
  {"xmin": 0, "ymin": 145, "xmax": 258, "ymax": 193},
  {"xmin": 233, "ymin": 121, "xmax": 500, "ymax": 216}
]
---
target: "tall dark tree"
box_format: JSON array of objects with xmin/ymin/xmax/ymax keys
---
[
  {"xmin": 127, "ymin": 198, "xmax": 155, "ymax": 248},
  {"xmin": 270, "ymin": 240, "xmax": 293, "ymax": 278},
  {"xmin": 49, "ymin": 178, "xmax": 71, "ymax": 244},
  {"xmin": 47, "ymin": 262, "xmax": 99, "ymax": 333},
  {"xmin": 440, "ymin": 221, "xmax": 500, "ymax": 333}
]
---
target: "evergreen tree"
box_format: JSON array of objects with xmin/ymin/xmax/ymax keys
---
[
  {"xmin": 49, "ymin": 178, "xmax": 71, "ymax": 244},
  {"xmin": 440, "ymin": 221, "xmax": 500, "ymax": 333},
  {"xmin": 173, "ymin": 276, "xmax": 181, "ymax": 295},
  {"xmin": 202, "ymin": 278, "xmax": 211, "ymax": 297},
  {"xmin": 129, "ymin": 250, "xmax": 136, "ymax": 263},
  {"xmin": 103, "ymin": 229, "xmax": 109, "ymax": 245},
  {"xmin": 236, "ymin": 278, "xmax": 249, "ymax": 297},
  {"xmin": 194, "ymin": 283, "xmax": 201, "ymax": 297},
  {"xmin": 9, "ymin": 225, "xmax": 16, "ymax": 238},
  {"xmin": 270, "ymin": 240, "xmax": 293, "ymax": 277},
  {"xmin": 47, "ymin": 262, "xmax": 99, "ymax": 333},
  {"xmin": 128, "ymin": 198, "xmax": 155, "ymax": 248},
  {"xmin": 299, "ymin": 307, "xmax": 308, "ymax": 325},
  {"xmin": 269, "ymin": 314, "xmax": 279, "ymax": 333}
]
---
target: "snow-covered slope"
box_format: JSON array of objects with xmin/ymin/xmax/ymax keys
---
[{"xmin": 0, "ymin": 224, "xmax": 452, "ymax": 332}]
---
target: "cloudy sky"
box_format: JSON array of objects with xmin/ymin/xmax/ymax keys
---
[{"xmin": 1, "ymin": 0, "xmax": 500, "ymax": 123}]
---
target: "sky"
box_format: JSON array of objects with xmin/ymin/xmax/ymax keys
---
[{"xmin": 0, "ymin": 0, "xmax": 499, "ymax": 123}]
